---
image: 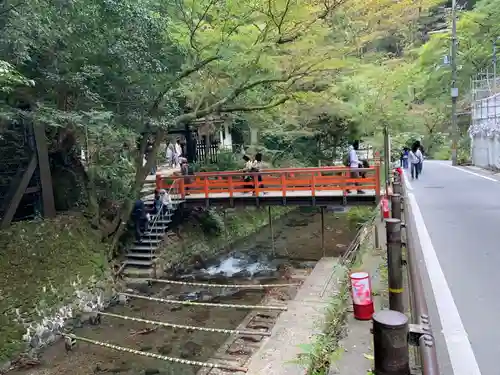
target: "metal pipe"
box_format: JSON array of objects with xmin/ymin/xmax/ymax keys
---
[
  {"xmin": 391, "ymin": 194, "xmax": 402, "ymax": 220},
  {"xmin": 372, "ymin": 310, "xmax": 410, "ymax": 375},
  {"xmin": 402, "ymin": 183, "xmax": 440, "ymax": 374},
  {"xmin": 386, "ymin": 218, "xmax": 404, "ymax": 313}
]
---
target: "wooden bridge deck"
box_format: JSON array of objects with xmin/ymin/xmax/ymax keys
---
[{"xmin": 157, "ymin": 166, "xmax": 381, "ymax": 208}]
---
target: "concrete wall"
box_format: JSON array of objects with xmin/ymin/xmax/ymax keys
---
[{"xmin": 470, "ymin": 93, "xmax": 500, "ymax": 169}]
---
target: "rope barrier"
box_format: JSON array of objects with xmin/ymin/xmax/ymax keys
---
[
  {"xmin": 120, "ymin": 292, "xmax": 288, "ymax": 311},
  {"xmin": 143, "ymin": 278, "xmax": 301, "ymax": 289},
  {"xmin": 99, "ymin": 311, "xmax": 271, "ymax": 336},
  {"xmin": 63, "ymin": 334, "xmax": 247, "ymax": 372}
]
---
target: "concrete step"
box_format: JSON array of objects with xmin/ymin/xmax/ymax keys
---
[
  {"xmin": 124, "ymin": 259, "xmax": 154, "ymax": 267},
  {"xmin": 153, "ymin": 219, "xmax": 171, "ymax": 225},
  {"xmin": 130, "ymin": 245, "xmax": 159, "ymax": 252},
  {"xmin": 136, "ymin": 238, "xmax": 162, "ymax": 245},
  {"xmin": 127, "ymin": 252, "xmax": 156, "ymax": 259},
  {"xmin": 122, "ymin": 267, "xmax": 155, "ymax": 278},
  {"xmin": 141, "ymin": 232, "xmax": 164, "ymax": 238}
]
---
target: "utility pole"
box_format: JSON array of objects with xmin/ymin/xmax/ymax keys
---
[{"xmin": 450, "ymin": 0, "xmax": 459, "ymax": 166}]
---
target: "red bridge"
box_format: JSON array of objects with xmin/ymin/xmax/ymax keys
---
[{"xmin": 156, "ymin": 165, "xmax": 381, "ymax": 207}]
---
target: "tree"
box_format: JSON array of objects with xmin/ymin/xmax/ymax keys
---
[{"xmin": 0, "ymin": 0, "xmax": 442, "ymax": 250}]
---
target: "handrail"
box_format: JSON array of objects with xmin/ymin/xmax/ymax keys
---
[
  {"xmin": 399, "ymin": 172, "xmax": 440, "ymax": 375},
  {"xmin": 142, "ymin": 179, "xmax": 181, "ymax": 258},
  {"xmin": 186, "ymin": 166, "xmax": 371, "ymax": 177}
]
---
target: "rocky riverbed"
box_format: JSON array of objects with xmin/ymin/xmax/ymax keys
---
[{"xmin": 9, "ymin": 208, "xmax": 355, "ymax": 375}]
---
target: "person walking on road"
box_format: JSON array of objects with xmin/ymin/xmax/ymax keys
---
[
  {"xmin": 400, "ymin": 147, "xmax": 409, "ymax": 169},
  {"xmin": 409, "ymin": 144, "xmax": 423, "ymax": 180}
]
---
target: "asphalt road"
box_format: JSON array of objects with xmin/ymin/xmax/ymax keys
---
[{"xmin": 405, "ymin": 160, "xmax": 500, "ymax": 375}]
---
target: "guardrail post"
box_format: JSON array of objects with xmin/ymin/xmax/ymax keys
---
[
  {"xmin": 391, "ymin": 194, "xmax": 402, "ymax": 220},
  {"xmin": 373, "ymin": 310, "xmax": 410, "ymax": 375},
  {"xmin": 393, "ymin": 181, "xmax": 402, "ymax": 195},
  {"xmin": 385, "ymin": 218, "xmax": 404, "ymax": 313}
]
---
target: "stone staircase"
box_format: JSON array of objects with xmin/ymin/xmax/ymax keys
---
[
  {"xmin": 122, "ymin": 171, "xmax": 183, "ymax": 277},
  {"xmin": 122, "ymin": 198, "xmax": 183, "ymax": 277}
]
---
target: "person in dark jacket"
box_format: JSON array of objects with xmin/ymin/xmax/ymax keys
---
[{"xmin": 131, "ymin": 199, "xmax": 149, "ymax": 242}]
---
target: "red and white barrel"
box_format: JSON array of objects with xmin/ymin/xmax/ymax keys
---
[{"xmin": 350, "ymin": 271, "xmax": 374, "ymax": 320}]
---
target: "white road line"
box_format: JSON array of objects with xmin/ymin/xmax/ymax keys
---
[
  {"xmin": 439, "ymin": 163, "xmax": 497, "ymax": 182},
  {"xmin": 408, "ymin": 192, "xmax": 482, "ymax": 375}
]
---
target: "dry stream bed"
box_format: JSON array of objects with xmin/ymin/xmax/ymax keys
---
[{"xmin": 10, "ymin": 209, "xmax": 355, "ymax": 375}]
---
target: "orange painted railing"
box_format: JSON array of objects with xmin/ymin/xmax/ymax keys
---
[{"xmin": 156, "ymin": 166, "xmax": 381, "ymax": 200}]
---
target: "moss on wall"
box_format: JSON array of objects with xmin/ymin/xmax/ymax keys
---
[
  {"xmin": 0, "ymin": 214, "xmax": 110, "ymax": 362},
  {"xmin": 157, "ymin": 206, "xmax": 294, "ymax": 269}
]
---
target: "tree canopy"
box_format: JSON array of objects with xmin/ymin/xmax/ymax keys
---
[{"xmin": 2, "ymin": 0, "xmax": 494, "ymax": 243}]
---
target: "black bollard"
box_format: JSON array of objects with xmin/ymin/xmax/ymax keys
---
[
  {"xmin": 373, "ymin": 310, "xmax": 410, "ymax": 375},
  {"xmin": 385, "ymin": 218, "xmax": 404, "ymax": 313},
  {"xmin": 393, "ymin": 181, "xmax": 402, "ymax": 195},
  {"xmin": 391, "ymin": 194, "xmax": 402, "ymax": 220}
]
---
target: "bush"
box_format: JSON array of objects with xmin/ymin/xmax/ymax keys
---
[
  {"xmin": 433, "ymin": 147, "xmax": 451, "ymax": 160},
  {"xmin": 346, "ymin": 207, "xmax": 373, "ymax": 231},
  {"xmin": 194, "ymin": 150, "xmax": 242, "ymax": 172},
  {"xmin": 196, "ymin": 208, "xmax": 225, "ymax": 235}
]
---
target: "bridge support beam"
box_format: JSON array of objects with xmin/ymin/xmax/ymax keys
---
[
  {"xmin": 268, "ymin": 207, "xmax": 275, "ymax": 255},
  {"xmin": 321, "ymin": 207, "xmax": 325, "ymax": 256}
]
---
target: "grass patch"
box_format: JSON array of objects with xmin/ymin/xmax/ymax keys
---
[{"xmin": 0, "ymin": 214, "xmax": 110, "ymax": 362}]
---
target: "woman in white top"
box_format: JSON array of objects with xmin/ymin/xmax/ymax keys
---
[
  {"xmin": 159, "ymin": 189, "xmax": 173, "ymax": 210},
  {"xmin": 409, "ymin": 145, "xmax": 423, "ymax": 180}
]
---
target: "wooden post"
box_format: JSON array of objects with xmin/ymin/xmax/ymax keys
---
[
  {"xmin": 0, "ymin": 155, "xmax": 37, "ymax": 229},
  {"xmin": 33, "ymin": 123, "xmax": 55, "ymax": 218}
]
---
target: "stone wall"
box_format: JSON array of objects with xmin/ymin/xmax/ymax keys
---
[{"xmin": 1, "ymin": 273, "xmax": 119, "ymax": 373}]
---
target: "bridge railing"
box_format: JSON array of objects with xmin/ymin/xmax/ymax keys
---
[{"xmin": 156, "ymin": 166, "xmax": 381, "ymax": 199}]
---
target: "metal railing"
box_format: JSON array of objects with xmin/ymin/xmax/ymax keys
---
[
  {"xmin": 372, "ymin": 169, "xmax": 439, "ymax": 375},
  {"xmin": 142, "ymin": 179, "xmax": 182, "ymax": 259}
]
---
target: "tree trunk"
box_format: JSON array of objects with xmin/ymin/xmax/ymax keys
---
[{"xmin": 107, "ymin": 130, "xmax": 166, "ymax": 255}]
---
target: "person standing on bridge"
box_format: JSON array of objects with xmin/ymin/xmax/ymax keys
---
[
  {"xmin": 251, "ymin": 153, "xmax": 264, "ymax": 195},
  {"xmin": 242, "ymin": 155, "xmax": 253, "ymax": 191},
  {"xmin": 409, "ymin": 144, "xmax": 423, "ymax": 180},
  {"xmin": 346, "ymin": 141, "xmax": 364, "ymax": 194}
]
